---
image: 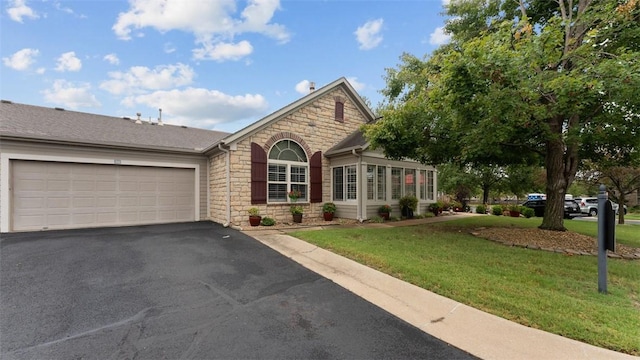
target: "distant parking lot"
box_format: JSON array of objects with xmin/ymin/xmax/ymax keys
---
[{"xmin": 1, "ymin": 222, "xmax": 474, "ymax": 359}]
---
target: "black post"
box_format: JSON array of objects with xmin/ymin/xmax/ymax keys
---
[{"xmin": 597, "ymin": 185, "xmax": 608, "ymax": 294}]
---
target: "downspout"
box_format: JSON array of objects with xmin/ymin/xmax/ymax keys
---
[
  {"xmin": 352, "ymin": 149, "xmax": 363, "ymax": 222},
  {"xmin": 218, "ymin": 143, "xmax": 231, "ymax": 227}
]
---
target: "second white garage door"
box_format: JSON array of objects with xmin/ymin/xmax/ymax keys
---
[{"xmin": 11, "ymin": 160, "xmax": 196, "ymax": 231}]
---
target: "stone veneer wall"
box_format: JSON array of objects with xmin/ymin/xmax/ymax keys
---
[{"xmin": 209, "ymin": 88, "xmax": 368, "ymax": 227}]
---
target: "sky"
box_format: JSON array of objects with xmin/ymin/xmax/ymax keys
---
[{"xmin": 1, "ymin": 0, "xmax": 451, "ymax": 133}]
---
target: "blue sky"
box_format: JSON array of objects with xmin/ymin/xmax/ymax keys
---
[{"xmin": 1, "ymin": 0, "xmax": 451, "ymax": 133}]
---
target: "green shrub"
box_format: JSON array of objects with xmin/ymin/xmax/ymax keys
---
[
  {"xmin": 322, "ymin": 202, "xmax": 337, "ymax": 213},
  {"xmin": 476, "ymin": 204, "xmax": 486, "ymax": 214},
  {"xmin": 630, "ymin": 205, "xmax": 640, "ymax": 213},
  {"xmin": 399, "ymin": 195, "xmax": 418, "ymax": 211},
  {"xmin": 369, "ymin": 216, "xmax": 385, "ymax": 223},
  {"xmin": 491, "ymin": 205, "xmax": 503, "ymax": 216},
  {"xmin": 522, "ymin": 207, "xmax": 535, "ymax": 218},
  {"xmin": 260, "ymin": 217, "xmax": 276, "ymax": 226}
]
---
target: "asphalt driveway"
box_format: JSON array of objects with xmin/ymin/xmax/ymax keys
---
[{"xmin": 1, "ymin": 222, "xmax": 475, "ymax": 359}]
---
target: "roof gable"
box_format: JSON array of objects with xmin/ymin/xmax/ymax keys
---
[
  {"xmin": 211, "ymin": 77, "xmax": 375, "ymax": 151},
  {"xmin": 0, "ymin": 101, "xmax": 229, "ymax": 153}
]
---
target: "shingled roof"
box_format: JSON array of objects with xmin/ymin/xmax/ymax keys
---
[
  {"xmin": 324, "ymin": 129, "xmax": 369, "ymax": 156},
  {"xmin": 0, "ymin": 101, "xmax": 229, "ymax": 153}
]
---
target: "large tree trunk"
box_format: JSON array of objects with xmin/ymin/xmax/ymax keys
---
[
  {"xmin": 540, "ymin": 116, "xmax": 577, "ymax": 231},
  {"xmin": 482, "ymin": 186, "xmax": 490, "ymax": 205}
]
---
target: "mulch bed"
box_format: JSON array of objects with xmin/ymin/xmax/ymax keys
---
[{"xmin": 471, "ymin": 227, "xmax": 640, "ymax": 260}]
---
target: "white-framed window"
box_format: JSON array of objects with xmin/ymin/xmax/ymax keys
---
[
  {"xmin": 420, "ymin": 170, "xmax": 427, "ymax": 200},
  {"xmin": 404, "ymin": 169, "xmax": 416, "ymax": 196},
  {"xmin": 391, "ymin": 167, "xmax": 402, "ymax": 200},
  {"xmin": 332, "ymin": 165, "xmax": 357, "ymax": 201},
  {"xmin": 428, "ymin": 170, "xmax": 434, "ymax": 200},
  {"xmin": 377, "ymin": 166, "xmax": 386, "ymax": 200},
  {"xmin": 367, "ymin": 165, "xmax": 387, "ymax": 201},
  {"xmin": 367, "ymin": 165, "xmax": 375, "ymax": 200},
  {"xmin": 267, "ymin": 140, "xmax": 308, "ymax": 203}
]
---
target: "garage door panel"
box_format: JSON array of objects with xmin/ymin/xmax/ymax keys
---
[
  {"xmin": 73, "ymin": 180, "xmax": 96, "ymax": 191},
  {"xmin": 97, "ymin": 212, "xmax": 117, "ymax": 223},
  {"xmin": 47, "ymin": 197, "xmax": 70, "ymax": 209},
  {"xmin": 73, "ymin": 213, "xmax": 96, "ymax": 224},
  {"xmin": 47, "ymin": 214, "xmax": 71, "ymax": 227},
  {"xmin": 97, "ymin": 197, "xmax": 117, "ymax": 207},
  {"xmin": 15, "ymin": 196, "xmax": 45, "ymax": 209},
  {"xmin": 73, "ymin": 197, "xmax": 96, "ymax": 208},
  {"xmin": 11, "ymin": 161, "xmax": 196, "ymax": 231},
  {"xmin": 14, "ymin": 179, "xmax": 45, "ymax": 192},
  {"xmin": 97, "ymin": 180, "xmax": 117, "ymax": 191},
  {"xmin": 47, "ymin": 180, "xmax": 71, "ymax": 191}
]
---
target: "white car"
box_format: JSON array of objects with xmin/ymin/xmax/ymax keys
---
[{"xmin": 574, "ymin": 197, "xmax": 628, "ymax": 216}]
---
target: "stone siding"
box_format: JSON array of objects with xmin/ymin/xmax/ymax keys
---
[{"xmin": 209, "ymin": 88, "xmax": 367, "ymax": 227}]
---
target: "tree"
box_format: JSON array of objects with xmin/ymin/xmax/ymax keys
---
[
  {"xmin": 364, "ymin": 0, "xmax": 640, "ymax": 231},
  {"xmin": 580, "ymin": 162, "xmax": 640, "ymax": 223}
]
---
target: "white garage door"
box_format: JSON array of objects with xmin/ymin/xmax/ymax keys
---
[{"xmin": 11, "ymin": 160, "xmax": 196, "ymax": 231}]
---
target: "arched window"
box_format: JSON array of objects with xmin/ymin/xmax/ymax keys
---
[{"xmin": 268, "ymin": 140, "xmax": 308, "ymax": 202}]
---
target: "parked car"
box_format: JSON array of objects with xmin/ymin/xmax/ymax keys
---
[
  {"xmin": 574, "ymin": 197, "xmax": 628, "ymax": 216},
  {"xmin": 521, "ymin": 199, "xmax": 582, "ymax": 219}
]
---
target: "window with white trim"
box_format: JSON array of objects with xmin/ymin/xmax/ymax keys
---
[
  {"xmin": 332, "ymin": 165, "xmax": 357, "ymax": 201},
  {"xmin": 427, "ymin": 170, "xmax": 434, "ymax": 200},
  {"xmin": 267, "ymin": 140, "xmax": 308, "ymax": 202},
  {"xmin": 366, "ymin": 165, "xmax": 387, "ymax": 201},
  {"xmin": 391, "ymin": 167, "xmax": 402, "ymax": 200},
  {"xmin": 420, "ymin": 170, "xmax": 427, "ymax": 200},
  {"xmin": 404, "ymin": 168, "xmax": 416, "ymax": 196}
]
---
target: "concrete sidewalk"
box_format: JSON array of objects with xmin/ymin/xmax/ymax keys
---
[{"xmin": 245, "ymin": 215, "xmax": 637, "ymax": 360}]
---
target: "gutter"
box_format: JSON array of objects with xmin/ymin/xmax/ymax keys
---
[
  {"xmin": 0, "ymin": 134, "xmax": 205, "ymax": 155},
  {"xmin": 218, "ymin": 143, "xmax": 231, "ymax": 227},
  {"xmin": 352, "ymin": 149, "xmax": 364, "ymax": 222}
]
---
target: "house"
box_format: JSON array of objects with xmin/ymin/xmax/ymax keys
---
[{"xmin": 0, "ymin": 78, "xmax": 437, "ymax": 233}]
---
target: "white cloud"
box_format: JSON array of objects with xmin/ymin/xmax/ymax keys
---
[
  {"xmin": 2, "ymin": 48, "xmax": 39, "ymax": 70},
  {"xmin": 36, "ymin": 67, "xmax": 45, "ymax": 74},
  {"xmin": 193, "ymin": 40, "xmax": 253, "ymax": 61},
  {"xmin": 6, "ymin": 0, "xmax": 39, "ymax": 23},
  {"xmin": 354, "ymin": 18, "xmax": 384, "ymax": 50},
  {"xmin": 55, "ymin": 51, "xmax": 82, "ymax": 72},
  {"xmin": 429, "ymin": 26, "xmax": 451, "ymax": 45},
  {"xmin": 42, "ymin": 79, "xmax": 101, "ymax": 109},
  {"xmin": 112, "ymin": 0, "xmax": 289, "ymax": 62},
  {"xmin": 100, "ymin": 63, "xmax": 195, "ymax": 95},
  {"xmin": 122, "ymin": 87, "xmax": 269, "ymax": 128},
  {"xmin": 103, "ymin": 53, "xmax": 120, "ymax": 65},
  {"xmin": 346, "ymin": 77, "xmax": 365, "ymax": 92}
]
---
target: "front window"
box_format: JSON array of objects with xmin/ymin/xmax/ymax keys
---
[
  {"xmin": 419, "ymin": 170, "xmax": 426, "ymax": 200},
  {"xmin": 366, "ymin": 165, "xmax": 387, "ymax": 201},
  {"xmin": 332, "ymin": 165, "xmax": 357, "ymax": 201},
  {"xmin": 268, "ymin": 140, "xmax": 308, "ymax": 202},
  {"xmin": 427, "ymin": 170, "xmax": 434, "ymax": 200},
  {"xmin": 391, "ymin": 167, "xmax": 402, "ymax": 200},
  {"xmin": 404, "ymin": 169, "xmax": 416, "ymax": 197}
]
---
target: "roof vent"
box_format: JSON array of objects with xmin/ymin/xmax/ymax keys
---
[
  {"xmin": 135, "ymin": 112, "xmax": 142, "ymax": 124},
  {"xmin": 1, "ymin": 100, "xmax": 12, "ymax": 104},
  {"xmin": 309, "ymin": 82, "xmax": 315, "ymax": 93},
  {"xmin": 54, "ymin": 107, "xmax": 65, "ymax": 111},
  {"xmin": 158, "ymin": 108, "xmax": 164, "ymax": 126},
  {"xmin": 181, "ymin": 125, "xmax": 188, "ymax": 128},
  {"xmin": 123, "ymin": 116, "xmax": 130, "ymax": 120}
]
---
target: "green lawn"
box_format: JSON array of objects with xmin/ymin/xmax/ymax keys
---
[{"xmin": 290, "ymin": 217, "xmax": 640, "ymax": 355}]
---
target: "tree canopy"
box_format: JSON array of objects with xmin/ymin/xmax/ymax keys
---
[{"xmin": 364, "ymin": 0, "xmax": 640, "ymax": 231}]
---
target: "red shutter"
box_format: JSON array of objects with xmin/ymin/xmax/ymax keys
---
[
  {"xmin": 335, "ymin": 101, "xmax": 344, "ymax": 122},
  {"xmin": 251, "ymin": 142, "xmax": 267, "ymax": 204},
  {"xmin": 310, "ymin": 151, "xmax": 322, "ymax": 203}
]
